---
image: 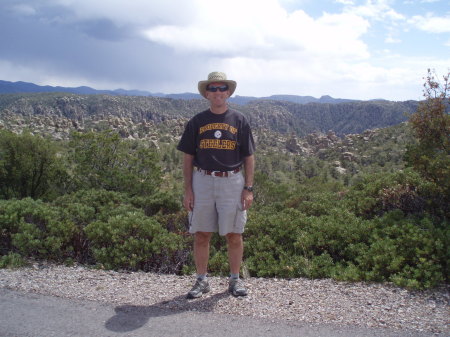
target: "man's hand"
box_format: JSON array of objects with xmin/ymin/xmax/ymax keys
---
[
  {"xmin": 241, "ymin": 189, "xmax": 253, "ymax": 211},
  {"xmin": 242, "ymin": 154, "xmax": 255, "ymax": 211},
  {"xmin": 183, "ymin": 188, "xmax": 195, "ymax": 211}
]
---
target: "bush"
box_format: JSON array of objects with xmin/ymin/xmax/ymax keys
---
[
  {"xmin": 253, "ymin": 172, "xmax": 293, "ymax": 209},
  {"xmin": 343, "ymin": 169, "xmax": 432, "ymax": 218},
  {"xmin": 242, "ymin": 202, "xmax": 447, "ymax": 289},
  {"xmin": 244, "ymin": 206, "xmax": 374, "ymax": 279},
  {"xmin": 208, "ymin": 248, "xmax": 230, "ymax": 276},
  {"xmin": 68, "ymin": 131, "xmax": 162, "ymax": 196},
  {"xmin": 357, "ymin": 210, "xmax": 448, "ymax": 289},
  {"xmin": 294, "ymin": 208, "xmax": 373, "ymax": 262},
  {"xmin": 286, "ymin": 190, "xmax": 343, "ymax": 217},
  {"xmin": 130, "ymin": 191, "xmax": 181, "ymax": 216},
  {"xmin": 0, "ymin": 130, "xmax": 67, "ymax": 200},
  {"xmin": 1, "ymin": 191, "xmax": 191, "ymax": 271},
  {"xmin": 53, "ymin": 189, "xmax": 139, "ymax": 223},
  {"xmin": 244, "ymin": 208, "xmax": 307, "ymax": 278},
  {"xmin": 52, "ymin": 190, "xmax": 136, "ymax": 263},
  {"xmin": 84, "ymin": 211, "xmax": 185, "ymax": 273},
  {"xmin": 0, "ymin": 252, "xmax": 27, "ymax": 268},
  {"xmin": 0, "ymin": 198, "xmax": 76, "ymax": 261}
]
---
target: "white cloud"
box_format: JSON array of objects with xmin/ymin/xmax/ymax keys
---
[
  {"xmin": 409, "ymin": 14, "xmax": 450, "ymax": 33},
  {"xmin": 218, "ymin": 52, "xmax": 450, "ymax": 100},
  {"xmin": 385, "ymin": 35, "xmax": 401, "ymax": 43},
  {"xmin": 343, "ymin": 0, "xmax": 405, "ymax": 21},
  {"xmin": 335, "ymin": 0, "xmax": 355, "ymax": 5},
  {"xmin": 143, "ymin": 1, "xmax": 370, "ymax": 62}
]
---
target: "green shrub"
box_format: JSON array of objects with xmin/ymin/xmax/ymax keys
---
[
  {"xmin": 53, "ymin": 189, "xmax": 130, "ymax": 217},
  {"xmin": 286, "ymin": 191, "xmax": 342, "ymax": 217},
  {"xmin": 130, "ymin": 191, "xmax": 181, "ymax": 216},
  {"xmin": 294, "ymin": 208, "xmax": 373, "ymax": 262},
  {"xmin": 84, "ymin": 211, "xmax": 184, "ymax": 273},
  {"xmin": 244, "ymin": 208, "xmax": 307, "ymax": 278},
  {"xmin": 303, "ymin": 253, "xmax": 335, "ymax": 278},
  {"xmin": 253, "ymin": 172, "xmax": 293, "ymax": 209},
  {"xmin": 343, "ymin": 169, "xmax": 431, "ymax": 218},
  {"xmin": 0, "ymin": 199, "xmax": 19, "ymax": 254},
  {"xmin": 330, "ymin": 262, "xmax": 362, "ymax": 282},
  {"xmin": 243, "ymin": 203, "xmax": 446, "ymax": 289},
  {"xmin": 52, "ymin": 189, "xmax": 142, "ymax": 263},
  {"xmin": 244, "ymin": 207, "xmax": 369, "ymax": 279},
  {"xmin": 0, "ymin": 252, "xmax": 27, "ymax": 268},
  {"xmin": 208, "ymin": 248, "xmax": 229, "ymax": 276},
  {"xmin": 0, "ymin": 130, "xmax": 68, "ymax": 200},
  {"xmin": 357, "ymin": 210, "xmax": 447, "ymax": 289},
  {"xmin": 68, "ymin": 131, "xmax": 162, "ymax": 196},
  {"xmin": 0, "ymin": 198, "xmax": 76, "ymax": 260}
]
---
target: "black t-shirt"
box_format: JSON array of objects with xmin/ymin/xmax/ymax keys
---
[{"xmin": 177, "ymin": 109, "xmax": 255, "ymax": 171}]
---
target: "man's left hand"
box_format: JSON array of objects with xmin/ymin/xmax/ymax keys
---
[{"xmin": 241, "ymin": 190, "xmax": 253, "ymax": 210}]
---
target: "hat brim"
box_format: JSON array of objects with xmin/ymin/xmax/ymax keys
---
[{"xmin": 198, "ymin": 80, "xmax": 236, "ymax": 99}]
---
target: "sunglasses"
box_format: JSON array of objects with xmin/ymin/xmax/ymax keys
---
[{"xmin": 206, "ymin": 85, "xmax": 229, "ymax": 92}]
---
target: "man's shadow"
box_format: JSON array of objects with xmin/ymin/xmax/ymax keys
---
[{"xmin": 105, "ymin": 290, "xmax": 230, "ymax": 333}]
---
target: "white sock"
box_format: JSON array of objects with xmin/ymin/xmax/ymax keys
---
[{"xmin": 197, "ymin": 274, "xmax": 207, "ymax": 281}]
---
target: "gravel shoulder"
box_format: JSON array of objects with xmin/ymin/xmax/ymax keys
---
[{"xmin": 0, "ymin": 263, "xmax": 448, "ymax": 336}]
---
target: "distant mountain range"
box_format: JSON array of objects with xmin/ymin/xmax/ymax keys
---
[
  {"xmin": 0, "ymin": 80, "xmax": 362, "ymax": 105},
  {"xmin": 0, "ymin": 80, "xmax": 153, "ymax": 97}
]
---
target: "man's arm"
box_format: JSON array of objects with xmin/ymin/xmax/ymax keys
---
[
  {"xmin": 241, "ymin": 154, "xmax": 255, "ymax": 210},
  {"xmin": 182, "ymin": 153, "xmax": 195, "ymax": 211}
]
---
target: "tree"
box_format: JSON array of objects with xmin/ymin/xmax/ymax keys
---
[
  {"xmin": 0, "ymin": 130, "xmax": 66, "ymax": 200},
  {"xmin": 68, "ymin": 130, "xmax": 162, "ymax": 196},
  {"xmin": 405, "ymin": 69, "xmax": 450, "ymax": 216}
]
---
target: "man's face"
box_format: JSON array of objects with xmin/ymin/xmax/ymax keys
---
[{"xmin": 205, "ymin": 82, "xmax": 230, "ymax": 107}]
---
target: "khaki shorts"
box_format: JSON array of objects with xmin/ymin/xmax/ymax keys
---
[{"xmin": 189, "ymin": 169, "xmax": 247, "ymax": 236}]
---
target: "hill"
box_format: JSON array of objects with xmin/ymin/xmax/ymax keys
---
[{"xmin": 0, "ymin": 92, "xmax": 418, "ymax": 144}]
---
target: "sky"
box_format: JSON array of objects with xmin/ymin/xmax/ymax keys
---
[{"xmin": 0, "ymin": 0, "xmax": 449, "ymax": 101}]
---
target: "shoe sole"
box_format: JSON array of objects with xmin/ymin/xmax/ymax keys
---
[
  {"xmin": 229, "ymin": 289, "xmax": 248, "ymax": 297},
  {"xmin": 187, "ymin": 287, "xmax": 210, "ymax": 299}
]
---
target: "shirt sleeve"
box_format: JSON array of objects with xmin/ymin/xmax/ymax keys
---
[
  {"xmin": 240, "ymin": 118, "xmax": 255, "ymax": 157},
  {"xmin": 177, "ymin": 119, "xmax": 197, "ymax": 155}
]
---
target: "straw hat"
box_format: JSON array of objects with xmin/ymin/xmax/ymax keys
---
[{"xmin": 198, "ymin": 71, "xmax": 237, "ymax": 98}]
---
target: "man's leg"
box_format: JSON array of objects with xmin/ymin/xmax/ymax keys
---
[
  {"xmin": 194, "ymin": 231, "xmax": 213, "ymax": 275},
  {"xmin": 187, "ymin": 231, "xmax": 213, "ymax": 299},
  {"xmin": 226, "ymin": 233, "xmax": 248, "ymax": 296},
  {"xmin": 225, "ymin": 233, "xmax": 243, "ymax": 274}
]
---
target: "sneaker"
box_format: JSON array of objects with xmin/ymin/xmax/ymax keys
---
[
  {"xmin": 186, "ymin": 279, "xmax": 210, "ymax": 299},
  {"xmin": 228, "ymin": 278, "xmax": 248, "ymax": 297}
]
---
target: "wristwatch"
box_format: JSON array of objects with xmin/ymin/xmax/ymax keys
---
[{"xmin": 243, "ymin": 186, "xmax": 254, "ymax": 192}]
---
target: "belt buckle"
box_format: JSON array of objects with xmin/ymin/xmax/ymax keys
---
[{"xmin": 211, "ymin": 170, "xmax": 224, "ymax": 177}]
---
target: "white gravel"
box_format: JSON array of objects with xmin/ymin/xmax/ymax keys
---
[{"xmin": 0, "ymin": 263, "xmax": 448, "ymax": 335}]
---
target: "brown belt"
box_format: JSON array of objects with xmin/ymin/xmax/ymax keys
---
[{"xmin": 197, "ymin": 167, "xmax": 241, "ymax": 177}]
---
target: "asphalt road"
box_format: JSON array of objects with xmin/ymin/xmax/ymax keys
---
[{"xmin": 0, "ymin": 288, "xmax": 441, "ymax": 337}]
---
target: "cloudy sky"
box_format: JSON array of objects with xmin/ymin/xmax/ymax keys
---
[{"xmin": 1, "ymin": 0, "xmax": 449, "ymax": 101}]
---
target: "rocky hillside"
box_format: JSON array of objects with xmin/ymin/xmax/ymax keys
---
[
  {"xmin": 0, "ymin": 92, "xmax": 417, "ymax": 166},
  {"xmin": 0, "ymin": 93, "xmax": 209, "ymax": 144},
  {"xmin": 239, "ymin": 99, "xmax": 417, "ymax": 136}
]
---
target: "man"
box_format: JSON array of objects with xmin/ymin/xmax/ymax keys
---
[{"xmin": 177, "ymin": 71, "xmax": 255, "ymax": 298}]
